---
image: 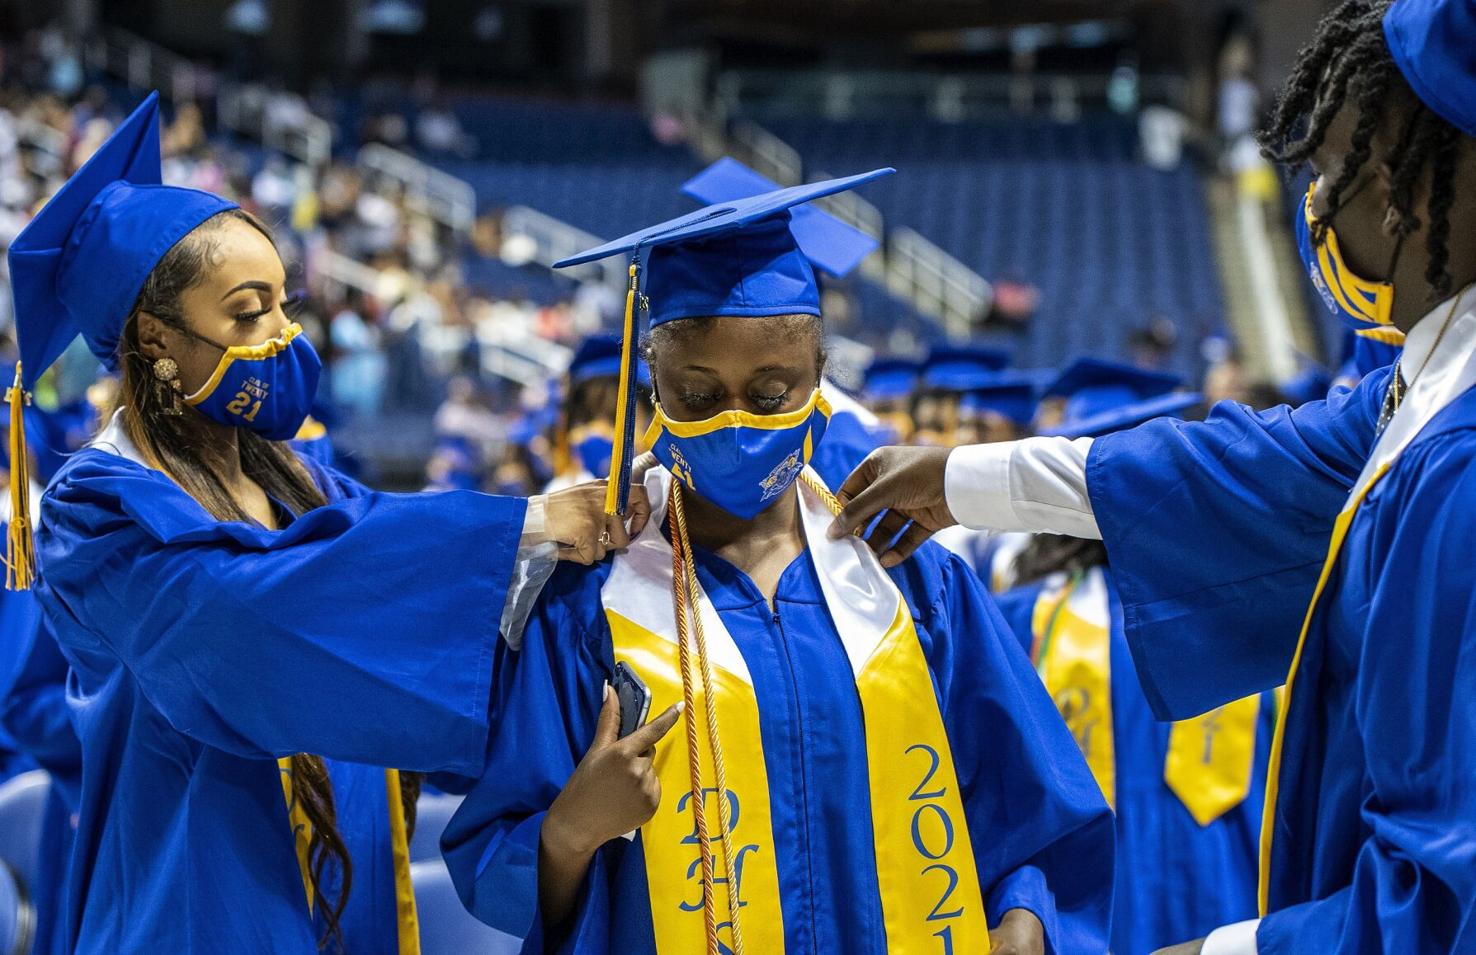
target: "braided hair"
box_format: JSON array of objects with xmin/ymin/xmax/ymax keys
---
[{"xmin": 1258, "ymin": 0, "xmax": 1466, "ymax": 302}]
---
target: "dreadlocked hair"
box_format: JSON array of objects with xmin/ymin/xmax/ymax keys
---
[
  {"xmin": 1258, "ymin": 0, "xmax": 1466, "ymax": 302},
  {"xmin": 114, "ymin": 208, "xmax": 422, "ymax": 952}
]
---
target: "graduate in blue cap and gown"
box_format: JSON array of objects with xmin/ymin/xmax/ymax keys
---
[
  {"xmin": 547, "ymin": 333, "xmax": 653, "ymax": 491},
  {"xmin": 861, "ymin": 357, "xmax": 921, "ymax": 442},
  {"xmin": 931, "ymin": 371, "xmax": 1041, "ymax": 590},
  {"xmin": 992, "ymin": 358, "xmax": 1278, "ymax": 955},
  {"xmin": 911, "ymin": 344, "xmax": 1011, "ymax": 447},
  {"xmin": 830, "ymin": 2, "xmax": 1476, "ymax": 950},
  {"xmin": 679, "ymin": 157, "xmax": 892, "ymax": 492},
  {"xmin": 442, "ymin": 172, "xmax": 1114, "ymax": 955},
  {"xmin": 10, "ymin": 92, "xmax": 646, "ymax": 955}
]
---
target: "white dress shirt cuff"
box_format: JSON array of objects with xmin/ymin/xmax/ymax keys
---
[
  {"xmin": 944, "ymin": 437, "xmax": 1101, "ymax": 539},
  {"xmin": 1202, "ymin": 918, "xmax": 1260, "ymax": 955}
]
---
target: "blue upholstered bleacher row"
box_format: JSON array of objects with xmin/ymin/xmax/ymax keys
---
[
  {"xmin": 428, "ymin": 103, "xmax": 1223, "ymax": 374},
  {"xmin": 763, "ymin": 114, "xmax": 1225, "ymax": 375}
]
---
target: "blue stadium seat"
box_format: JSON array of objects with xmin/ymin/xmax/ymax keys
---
[
  {"xmin": 762, "ymin": 112, "xmax": 1227, "ymax": 375},
  {"xmin": 412, "ymin": 859, "xmax": 520, "ymax": 955},
  {"xmin": 409, "ymin": 792, "xmax": 464, "ymax": 864},
  {"xmin": 0, "ymin": 860, "xmax": 35, "ymax": 955},
  {"xmin": 0, "ymin": 772, "xmax": 50, "ymax": 895}
]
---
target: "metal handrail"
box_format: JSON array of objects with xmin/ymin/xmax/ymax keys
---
[
  {"xmin": 311, "ymin": 246, "xmax": 387, "ymax": 298},
  {"xmin": 499, "ymin": 205, "xmax": 624, "ymax": 293},
  {"xmin": 87, "ymin": 28, "xmax": 332, "ymax": 167},
  {"xmin": 724, "ymin": 119, "xmax": 990, "ymax": 336},
  {"xmin": 357, "ymin": 143, "xmax": 477, "ymax": 234},
  {"xmin": 887, "ymin": 227, "xmax": 993, "ymax": 338}
]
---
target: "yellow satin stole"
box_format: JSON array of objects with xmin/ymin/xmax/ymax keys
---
[
  {"xmin": 1031, "ymin": 567, "xmax": 1260, "ymax": 824},
  {"xmin": 602, "ymin": 468, "xmax": 991, "ymax": 954}
]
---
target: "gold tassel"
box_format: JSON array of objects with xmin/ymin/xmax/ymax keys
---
[
  {"xmin": 605, "ymin": 262, "xmax": 640, "ymax": 516},
  {"xmin": 6, "ymin": 362, "xmax": 34, "ymax": 590}
]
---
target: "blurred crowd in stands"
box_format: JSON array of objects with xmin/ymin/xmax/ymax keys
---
[{"xmin": 0, "ymin": 24, "xmax": 1313, "ymax": 506}]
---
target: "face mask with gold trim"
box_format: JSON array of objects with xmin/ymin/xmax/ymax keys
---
[
  {"xmin": 1296, "ymin": 182, "xmax": 1406, "ymax": 337},
  {"xmin": 645, "ymin": 388, "xmax": 831, "ymax": 519},
  {"xmin": 569, "ymin": 422, "xmax": 616, "ymax": 479},
  {"xmin": 183, "ymin": 322, "xmax": 323, "ymax": 440}
]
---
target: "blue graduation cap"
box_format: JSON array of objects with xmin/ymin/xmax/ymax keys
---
[
  {"xmin": 680, "ymin": 157, "xmax": 880, "ymax": 278},
  {"xmin": 1039, "ymin": 357, "xmax": 1201, "ymax": 439},
  {"xmin": 552, "ymin": 167, "xmax": 894, "ymax": 515},
  {"xmin": 959, "ymin": 371, "xmax": 1041, "ymax": 426},
  {"xmin": 863, "ymin": 357, "xmax": 921, "ymax": 401},
  {"xmin": 3, "ymin": 92, "xmax": 236, "ymax": 588},
  {"xmin": 8, "ymin": 92, "xmax": 237, "ymax": 388},
  {"xmin": 1385, "ymin": 0, "xmax": 1476, "ymax": 137},
  {"xmin": 921, "ymin": 344, "xmax": 1012, "ymax": 393},
  {"xmin": 568, "ymin": 332, "xmax": 650, "ymax": 388}
]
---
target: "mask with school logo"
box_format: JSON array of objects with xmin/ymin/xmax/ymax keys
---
[
  {"xmin": 183, "ymin": 323, "xmax": 323, "ymax": 440},
  {"xmin": 1295, "ymin": 181, "xmax": 1406, "ymax": 337},
  {"xmin": 645, "ymin": 388, "xmax": 831, "ymax": 520}
]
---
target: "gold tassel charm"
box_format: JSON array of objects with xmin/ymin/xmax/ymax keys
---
[{"xmin": 6, "ymin": 362, "xmax": 34, "ymax": 590}]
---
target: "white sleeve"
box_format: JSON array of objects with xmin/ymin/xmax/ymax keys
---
[
  {"xmin": 498, "ymin": 495, "xmax": 559, "ymax": 649},
  {"xmin": 942, "ymin": 437, "xmax": 1101, "ymax": 539},
  {"xmin": 1201, "ymin": 918, "xmax": 1261, "ymax": 955}
]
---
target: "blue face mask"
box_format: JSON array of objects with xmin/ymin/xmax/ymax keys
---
[
  {"xmin": 646, "ymin": 389, "xmax": 831, "ymax": 519},
  {"xmin": 183, "ymin": 323, "xmax": 323, "ymax": 440},
  {"xmin": 1295, "ymin": 182, "xmax": 1405, "ymax": 341},
  {"xmin": 569, "ymin": 424, "xmax": 615, "ymax": 479}
]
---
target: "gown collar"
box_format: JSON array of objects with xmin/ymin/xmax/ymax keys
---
[
  {"xmin": 1351, "ymin": 287, "xmax": 1476, "ymax": 501},
  {"xmin": 89, "ymin": 409, "xmax": 148, "ymax": 468},
  {"xmin": 85, "ymin": 408, "xmax": 297, "ymax": 528}
]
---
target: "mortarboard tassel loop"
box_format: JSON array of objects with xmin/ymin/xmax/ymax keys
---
[
  {"xmin": 5, "ymin": 362, "xmax": 34, "ymax": 590},
  {"xmin": 605, "ymin": 262, "xmax": 641, "ymax": 517}
]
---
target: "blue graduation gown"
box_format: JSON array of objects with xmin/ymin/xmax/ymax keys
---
[
  {"xmin": 1086, "ymin": 368, "xmax": 1387, "ymax": 721},
  {"xmin": 0, "ymin": 588, "xmax": 77, "ymax": 955},
  {"xmin": 321, "ymin": 759, "xmax": 411, "ymax": 950},
  {"xmin": 444, "ymin": 541, "xmax": 1114, "ymax": 954},
  {"xmin": 1090, "ymin": 368, "xmax": 1476, "ymax": 950},
  {"xmin": 996, "ymin": 574, "xmax": 1273, "ymax": 954},
  {"xmin": 34, "ymin": 444, "xmax": 527, "ymax": 954},
  {"xmin": 808, "ymin": 405, "xmax": 884, "ymax": 492}
]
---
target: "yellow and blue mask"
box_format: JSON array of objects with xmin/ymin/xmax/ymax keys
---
[
  {"xmin": 552, "ymin": 158, "xmax": 893, "ymax": 519},
  {"xmin": 569, "ymin": 423, "xmax": 616, "ymax": 479},
  {"xmin": 1295, "ymin": 182, "xmax": 1404, "ymax": 338},
  {"xmin": 646, "ymin": 388, "xmax": 832, "ymax": 519},
  {"xmin": 182, "ymin": 322, "xmax": 323, "ymax": 440}
]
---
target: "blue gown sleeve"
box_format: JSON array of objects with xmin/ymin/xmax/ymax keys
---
[
  {"xmin": 909, "ymin": 551, "xmax": 1115, "ymax": 955},
  {"xmin": 440, "ymin": 564, "xmax": 617, "ymax": 953},
  {"xmin": 34, "ymin": 452, "xmax": 526, "ymax": 775},
  {"xmin": 1256, "ymin": 432, "xmax": 1476, "ymax": 954},
  {"xmin": 1086, "ymin": 368, "xmax": 1388, "ymax": 720},
  {"xmin": 0, "ymin": 585, "xmax": 80, "ymax": 812}
]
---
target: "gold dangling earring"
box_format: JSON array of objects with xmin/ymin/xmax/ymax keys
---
[{"xmin": 152, "ymin": 357, "xmax": 184, "ymax": 416}]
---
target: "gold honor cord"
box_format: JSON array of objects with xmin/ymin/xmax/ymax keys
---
[
  {"xmin": 669, "ymin": 482, "xmax": 746, "ymax": 955},
  {"xmin": 667, "ymin": 499, "xmax": 720, "ymax": 954}
]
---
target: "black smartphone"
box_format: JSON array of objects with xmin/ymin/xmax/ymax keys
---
[{"xmin": 612, "ymin": 661, "xmax": 652, "ymax": 739}]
